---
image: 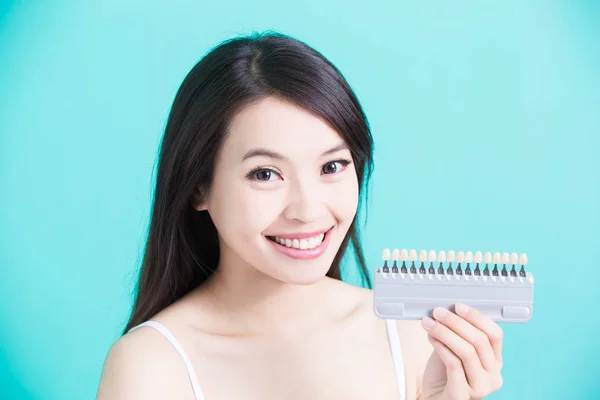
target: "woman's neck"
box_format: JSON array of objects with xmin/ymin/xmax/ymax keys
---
[{"xmin": 187, "ymin": 249, "xmax": 357, "ymax": 338}]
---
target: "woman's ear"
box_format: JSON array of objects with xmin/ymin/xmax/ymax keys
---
[{"xmin": 192, "ymin": 186, "xmax": 208, "ymax": 211}]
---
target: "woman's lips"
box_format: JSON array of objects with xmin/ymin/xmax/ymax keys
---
[{"xmin": 266, "ymin": 227, "xmax": 333, "ymax": 260}]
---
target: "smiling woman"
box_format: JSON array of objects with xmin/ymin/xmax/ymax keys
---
[
  {"xmin": 95, "ymin": 30, "xmax": 502, "ymax": 400},
  {"xmin": 195, "ymin": 96, "xmax": 364, "ymax": 286}
]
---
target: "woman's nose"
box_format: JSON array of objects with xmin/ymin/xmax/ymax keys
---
[{"xmin": 282, "ymin": 181, "xmax": 327, "ymax": 224}]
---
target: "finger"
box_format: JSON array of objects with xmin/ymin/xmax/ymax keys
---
[
  {"xmin": 432, "ymin": 306, "xmax": 497, "ymax": 372},
  {"xmin": 427, "ymin": 334, "xmax": 469, "ymax": 391},
  {"xmin": 454, "ymin": 303, "xmax": 504, "ymax": 364},
  {"xmin": 422, "ymin": 316, "xmax": 485, "ymax": 388}
]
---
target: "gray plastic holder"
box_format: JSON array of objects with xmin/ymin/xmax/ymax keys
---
[{"xmin": 373, "ymin": 269, "xmax": 534, "ymax": 323}]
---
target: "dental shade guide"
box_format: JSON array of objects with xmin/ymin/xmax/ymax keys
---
[{"xmin": 374, "ymin": 248, "xmax": 534, "ymax": 323}]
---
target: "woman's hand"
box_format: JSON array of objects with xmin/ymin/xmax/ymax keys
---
[{"xmin": 420, "ymin": 303, "xmax": 504, "ymax": 400}]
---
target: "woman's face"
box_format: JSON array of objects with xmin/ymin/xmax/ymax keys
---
[{"xmin": 195, "ymin": 96, "xmax": 360, "ymax": 285}]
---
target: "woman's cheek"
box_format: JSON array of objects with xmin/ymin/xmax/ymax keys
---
[
  {"xmin": 235, "ymin": 187, "xmax": 285, "ymax": 231},
  {"xmin": 331, "ymin": 178, "xmax": 359, "ymax": 219}
]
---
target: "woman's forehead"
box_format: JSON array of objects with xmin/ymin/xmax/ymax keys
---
[{"xmin": 223, "ymin": 98, "xmax": 347, "ymax": 160}]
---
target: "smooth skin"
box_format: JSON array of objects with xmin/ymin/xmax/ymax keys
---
[{"xmin": 96, "ymin": 97, "xmax": 503, "ymax": 400}]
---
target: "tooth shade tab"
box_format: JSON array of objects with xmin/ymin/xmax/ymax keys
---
[
  {"xmin": 474, "ymin": 251, "xmax": 483, "ymax": 263},
  {"xmin": 519, "ymin": 253, "xmax": 528, "ymax": 265},
  {"xmin": 502, "ymin": 252, "xmax": 510, "ymax": 264},
  {"xmin": 438, "ymin": 251, "xmax": 446, "ymax": 262},
  {"xmin": 456, "ymin": 251, "xmax": 465, "ymax": 263},
  {"xmin": 447, "ymin": 250, "xmax": 455, "ymax": 263},
  {"xmin": 510, "ymin": 252, "xmax": 519, "ymax": 264},
  {"xmin": 400, "ymin": 249, "xmax": 408, "ymax": 261},
  {"xmin": 392, "ymin": 249, "xmax": 400, "ymax": 260},
  {"xmin": 419, "ymin": 250, "xmax": 427, "ymax": 262},
  {"xmin": 484, "ymin": 252, "xmax": 492, "ymax": 263},
  {"xmin": 428, "ymin": 250, "xmax": 437, "ymax": 262},
  {"xmin": 382, "ymin": 248, "xmax": 391, "ymax": 260},
  {"xmin": 465, "ymin": 251, "xmax": 473, "ymax": 263},
  {"xmin": 409, "ymin": 249, "xmax": 417, "ymax": 261},
  {"xmin": 493, "ymin": 252, "xmax": 501, "ymax": 264}
]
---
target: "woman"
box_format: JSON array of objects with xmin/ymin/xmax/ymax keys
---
[{"xmin": 96, "ymin": 31, "xmax": 504, "ymax": 400}]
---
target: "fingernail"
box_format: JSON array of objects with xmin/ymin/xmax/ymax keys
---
[
  {"xmin": 456, "ymin": 303, "xmax": 469, "ymax": 316},
  {"xmin": 422, "ymin": 316, "xmax": 436, "ymax": 330},
  {"xmin": 433, "ymin": 307, "xmax": 448, "ymax": 318}
]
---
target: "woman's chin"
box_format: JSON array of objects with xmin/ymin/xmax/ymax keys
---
[
  {"xmin": 286, "ymin": 272, "xmax": 329, "ymax": 286},
  {"xmin": 263, "ymin": 261, "xmax": 333, "ymax": 286}
]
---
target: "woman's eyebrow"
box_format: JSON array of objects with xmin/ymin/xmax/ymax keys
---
[{"xmin": 241, "ymin": 142, "xmax": 348, "ymax": 162}]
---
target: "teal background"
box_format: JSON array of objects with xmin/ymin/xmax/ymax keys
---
[{"xmin": 1, "ymin": 0, "xmax": 598, "ymax": 399}]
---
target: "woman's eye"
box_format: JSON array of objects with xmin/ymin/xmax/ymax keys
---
[
  {"xmin": 253, "ymin": 169, "xmax": 278, "ymax": 181},
  {"xmin": 322, "ymin": 160, "xmax": 349, "ymax": 175}
]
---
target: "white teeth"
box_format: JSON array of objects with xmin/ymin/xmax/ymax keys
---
[{"xmin": 272, "ymin": 232, "xmax": 326, "ymax": 250}]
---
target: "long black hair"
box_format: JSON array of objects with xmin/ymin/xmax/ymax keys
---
[{"xmin": 123, "ymin": 31, "xmax": 374, "ymax": 334}]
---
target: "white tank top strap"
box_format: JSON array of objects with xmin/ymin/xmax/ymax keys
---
[
  {"xmin": 128, "ymin": 321, "xmax": 205, "ymax": 400},
  {"xmin": 385, "ymin": 319, "xmax": 406, "ymax": 399}
]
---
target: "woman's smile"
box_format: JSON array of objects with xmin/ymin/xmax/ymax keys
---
[{"xmin": 265, "ymin": 226, "xmax": 334, "ymax": 259}]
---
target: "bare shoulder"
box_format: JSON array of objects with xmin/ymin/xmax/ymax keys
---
[{"xmin": 96, "ymin": 322, "xmax": 194, "ymax": 400}]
